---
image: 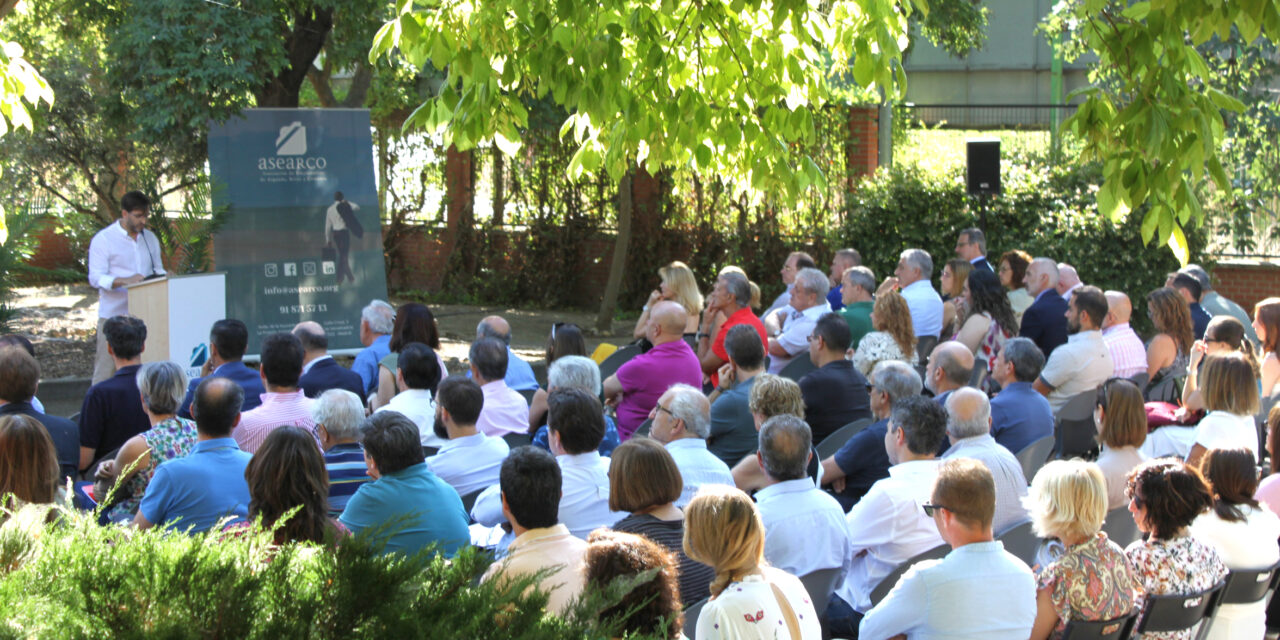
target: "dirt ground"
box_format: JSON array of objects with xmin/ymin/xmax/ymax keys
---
[{"xmin": 10, "ymin": 284, "xmax": 638, "ymax": 380}]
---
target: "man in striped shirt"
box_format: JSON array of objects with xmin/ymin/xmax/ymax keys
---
[
  {"xmin": 232, "ymin": 332, "xmax": 315, "ymax": 453},
  {"xmin": 312, "ymin": 388, "xmax": 372, "ymax": 517}
]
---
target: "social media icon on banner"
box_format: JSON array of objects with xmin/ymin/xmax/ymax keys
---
[
  {"xmin": 303, "ymin": 262, "xmax": 317, "ymax": 276},
  {"xmin": 265, "ymin": 264, "xmax": 278, "ymax": 277},
  {"xmin": 322, "ymin": 261, "xmax": 336, "ymax": 275},
  {"xmin": 284, "ymin": 263, "xmax": 298, "ymax": 276}
]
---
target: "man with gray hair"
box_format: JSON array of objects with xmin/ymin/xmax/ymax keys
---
[
  {"xmin": 531, "ymin": 355, "xmax": 620, "ymax": 455},
  {"xmin": 1181, "ymin": 263, "xmax": 1259, "ymax": 346},
  {"xmin": 838, "ymin": 265, "xmax": 877, "ymax": 350},
  {"xmin": 475, "ymin": 315, "xmax": 540, "ymax": 391},
  {"xmin": 696, "ymin": 270, "xmax": 767, "ymax": 388},
  {"xmin": 353, "ymin": 300, "xmax": 395, "ymax": 396},
  {"xmin": 826, "ymin": 248, "xmax": 862, "ymax": 311},
  {"xmin": 988, "ymin": 337, "xmax": 1053, "ymax": 454},
  {"xmin": 312, "ymin": 389, "xmax": 371, "ymax": 517},
  {"xmin": 1056, "ymin": 264, "xmax": 1083, "ymax": 304},
  {"xmin": 942, "ymin": 388, "xmax": 1028, "ymax": 533},
  {"xmin": 821, "ymin": 360, "xmax": 923, "ymax": 510},
  {"xmin": 879, "ymin": 248, "xmax": 943, "ymax": 338},
  {"xmin": 954, "ymin": 228, "xmax": 991, "ymax": 272},
  {"xmin": 763, "ymin": 251, "xmax": 818, "ymax": 331},
  {"xmin": 755, "ymin": 414, "xmax": 852, "ymax": 580},
  {"xmin": 767, "ymin": 267, "xmax": 832, "ymax": 374},
  {"xmin": 294, "ymin": 321, "xmax": 365, "ymax": 399},
  {"xmin": 1018, "ymin": 257, "xmax": 1069, "ymax": 356},
  {"xmin": 648, "ymin": 383, "xmax": 733, "ymax": 507}
]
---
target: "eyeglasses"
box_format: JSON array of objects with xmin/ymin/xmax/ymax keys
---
[
  {"xmin": 654, "ymin": 404, "xmax": 675, "ymax": 418},
  {"xmin": 806, "ymin": 333, "xmax": 819, "ymax": 342},
  {"xmin": 922, "ymin": 502, "xmax": 949, "ymax": 517},
  {"xmin": 1095, "ymin": 376, "xmax": 1125, "ymax": 411}
]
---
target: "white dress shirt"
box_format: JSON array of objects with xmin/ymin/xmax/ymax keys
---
[
  {"xmin": 756, "ymin": 477, "xmax": 852, "ymax": 582},
  {"xmin": 470, "ymin": 451, "xmax": 622, "ymax": 540},
  {"xmin": 768, "ymin": 302, "xmax": 831, "ymax": 374},
  {"xmin": 839, "ymin": 458, "xmax": 944, "ymax": 613},
  {"xmin": 376, "ymin": 388, "xmax": 445, "ymax": 447},
  {"xmin": 899, "ymin": 279, "xmax": 944, "ymax": 338},
  {"xmin": 859, "ymin": 541, "xmax": 1037, "ymax": 640},
  {"xmin": 664, "ymin": 437, "xmax": 734, "ymax": 508},
  {"xmin": 88, "ymin": 221, "xmax": 165, "ymax": 318},
  {"xmin": 1039, "ymin": 330, "xmax": 1114, "ymax": 412},
  {"xmin": 476, "ymin": 380, "xmax": 530, "ymax": 437},
  {"xmin": 427, "ymin": 432, "xmax": 510, "ymax": 496},
  {"xmin": 942, "ymin": 434, "xmax": 1029, "ymax": 533},
  {"xmin": 324, "ymin": 200, "xmax": 358, "ymax": 245},
  {"xmin": 1191, "ymin": 506, "xmax": 1280, "ymax": 640}
]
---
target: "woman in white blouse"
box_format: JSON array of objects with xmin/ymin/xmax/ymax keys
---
[
  {"xmin": 1185, "ymin": 353, "xmax": 1260, "ymax": 468},
  {"xmin": 1191, "ymin": 448, "xmax": 1280, "ymax": 640},
  {"xmin": 683, "ymin": 485, "xmax": 820, "ymax": 640},
  {"xmin": 1092, "ymin": 378, "xmax": 1148, "ymax": 510},
  {"xmin": 851, "ymin": 290, "xmax": 917, "ymax": 376}
]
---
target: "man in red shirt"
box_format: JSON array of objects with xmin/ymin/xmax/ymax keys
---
[{"xmin": 696, "ymin": 271, "xmax": 767, "ymax": 388}]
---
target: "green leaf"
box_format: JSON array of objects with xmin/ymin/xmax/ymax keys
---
[{"xmin": 1166, "ymin": 224, "xmax": 1189, "ymax": 266}]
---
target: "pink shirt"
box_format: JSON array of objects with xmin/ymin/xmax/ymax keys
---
[
  {"xmin": 232, "ymin": 390, "xmax": 316, "ymax": 454},
  {"xmin": 476, "ymin": 380, "xmax": 529, "ymax": 437},
  {"xmin": 615, "ymin": 340, "xmax": 702, "ymax": 438},
  {"xmin": 1102, "ymin": 323, "xmax": 1147, "ymax": 379},
  {"xmin": 1257, "ymin": 474, "xmax": 1280, "ymax": 519}
]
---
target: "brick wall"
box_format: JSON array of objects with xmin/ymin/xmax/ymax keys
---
[
  {"xmin": 846, "ymin": 106, "xmax": 879, "ymax": 181},
  {"xmin": 1213, "ymin": 259, "xmax": 1280, "ymax": 315},
  {"xmin": 25, "ymin": 217, "xmax": 78, "ymax": 271}
]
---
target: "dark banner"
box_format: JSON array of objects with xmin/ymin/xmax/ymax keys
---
[{"xmin": 208, "ymin": 109, "xmax": 388, "ymax": 354}]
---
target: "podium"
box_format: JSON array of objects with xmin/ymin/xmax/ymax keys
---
[{"xmin": 126, "ymin": 273, "xmax": 226, "ymax": 372}]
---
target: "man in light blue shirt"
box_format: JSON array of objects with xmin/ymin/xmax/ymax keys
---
[
  {"xmin": 755, "ymin": 414, "xmax": 851, "ymax": 581},
  {"xmin": 943, "ymin": 388, "xmax": 1029, "ymax": 534},
  {"xmin": 427, "ymin": 375, "xmax": 510, "ymax": 497},
  {"xmin": 881, "ymin": 248, "xmax": 943, "ymax": 338},
  {"xmin": 648, "ymin": 383, "xmax": 734, "ymax": 508},
  {"xmin": 476, "ymin": 316, "xmax": 540, "ymax": 392},
  {"xmin": 352, "ymin": 300, "xmax": 394, "ymax": 396},
  {"xmin": 135, "ymin": 377, "xmax": 251, "ymax": 533},
  {"xmin": 860, "ymin": 458, "xmax": 1036, "ymax": 640}
]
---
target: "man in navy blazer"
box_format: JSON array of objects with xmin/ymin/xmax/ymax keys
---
[
  {"xmin": 0, "ymin": 346, "xmax": 79, "ymax": 482},
  {"xmin": 293, "ymin": 321, "xmax": 365, "ymax": 399},
  {"xmin": 178, "ymin": 319, "xmax": 266, "ymax": 418},
  {"xmin": 955, "ymin": 227, "xmax": 992, "ymax": 273},
  {"xmin": 1018, "ymin": 257, "xmax": 1069, "ymax": 357}
]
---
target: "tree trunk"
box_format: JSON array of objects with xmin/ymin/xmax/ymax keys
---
[
  {"xmin": 254, "ymin": 7, "xmax": 334, "ymax": 107},
  {"xmin": 596, "ymin": 172, "xmax": 633, "ymax": 333},
  {"xmin": 491, "ymin": 147, "xmax": 505, "ymax": 226},
  {"xmin": 340, "ymin": 62, "xmax": 374, "ymax": 108}
]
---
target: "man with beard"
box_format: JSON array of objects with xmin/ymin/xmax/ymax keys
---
[
  {"xmin": 427, "ymin": 375, "xmax": 510, "ymax": 496},
  {"xmin": 1033, "ymin": 286, "xmax": 1114, "ymax": 412}
]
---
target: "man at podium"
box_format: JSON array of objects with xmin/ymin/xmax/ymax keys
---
[{"xmin": 88, "ymin": 191, "xmax": 166, "ymax": 384}]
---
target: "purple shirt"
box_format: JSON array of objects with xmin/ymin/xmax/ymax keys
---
[{"xmin": 615, "ymin": 340, "xmax": 702, "ymax": 439}]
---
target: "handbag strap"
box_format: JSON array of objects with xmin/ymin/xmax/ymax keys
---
[{"xmin": 768, "ymin": 580, "xmax": 803, "ymax": 640}]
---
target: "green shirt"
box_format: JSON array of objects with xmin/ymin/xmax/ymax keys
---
[{"xmin": 841, "ymin": 301, "xmax": 875, "ymax": 350}]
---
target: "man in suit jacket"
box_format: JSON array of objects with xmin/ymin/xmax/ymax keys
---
[
  {"xmin": 955, "ymin": 227, "xmax": 992, "ymax": 273},
  {"xmin": 178, "ymin": 319, "xmax": 266, "ymax": 418},
  {"xmin": 293, "ymin": 321, "xmax": 365, "ymax": 399},
  {"xmin": 1018, "ymin": 257, "xmax": 1070, "ymax": 357},
  {"xmin": 0, "ymin": 346, "xmax": 78, "ymax": 482}
]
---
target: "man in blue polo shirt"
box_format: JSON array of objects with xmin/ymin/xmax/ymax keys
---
[
  {"xmin": 135, "ymin": 377, "xmax": 252, "ymax": 533},
  {"xmin": 989, "ymin": 337, "xmax": 1054, "ymax": 455},
  {"xmin": 339, "ymin": 410, "xmax": 470, "ymax": 557}
]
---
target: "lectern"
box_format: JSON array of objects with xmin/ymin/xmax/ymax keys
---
[{"xmin": 126, "ymin": 273, "xmax": 226, "ymax": 374}]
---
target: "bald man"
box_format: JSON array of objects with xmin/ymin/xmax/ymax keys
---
[
  {"xmin": 941, "ymin": 388, "xmax": 1028, "ymax": 533},
  {"xmin": 1056, "ymin": 264, "xmax": 1082, "ymax": 304},
  {"xmin": 476, "ymin": 315, "xmax": 540, "ymax": 391},
  {"xmin": 293, "ymin": 321, "xmax": 367, "ymax": 399},
  {"xmin": 924, "ymin": 341, "xmax": 974, "ymax": 407},
  {"xmin": 604, "ymin": 301, "xmax": 703, "ymax": 439},
  {"xmin": 1101, "ymin": 291, "xmax": 1147, "ymax": 379},
  {"xmin": 1018, "ymin": 257, "xmax": 1069, "ymax": 356}
]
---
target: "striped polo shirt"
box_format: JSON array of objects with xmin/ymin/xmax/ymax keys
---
[{"xmin": 324, "ymin": 442, "xmax": 372, "ymax": 517}]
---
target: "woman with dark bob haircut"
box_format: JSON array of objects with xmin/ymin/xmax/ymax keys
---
[
  {"xmin": 1123, "ymin": 459, "xmax": 1226, "ymax": 639},
  {"xmin": 244, "ymin": 426, "xmax": 342, "ymax": 545},
  {"xmin": 608, "ymin": 438, "xmax": 713, "ymax": 606},
  {"xmin": 584, "ymin": 529, "xmax": 682, "ymax": 639}
]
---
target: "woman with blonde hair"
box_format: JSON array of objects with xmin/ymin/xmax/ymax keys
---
[
  {"xmin": 851, "ymin": 290, "xmax": 917, "ymax": 376},
  {"xmin": 1028, "ymin": 460, "xmax": 1140, "ymax": 640},
  {"xmin": 634, "ymin": 261, "xmax": 703, "ymax": 338},
  {"xmin": 1180, "ymin": 315, "xmax": 1259, "ymax": 414},
  {"xmin": 1186, "ymin": 353, "xmax": 1260, "ymax": 467},
  {"xmin": 0, "ymin": 414, "xmax": 60, "ymax": 511},
  {"xmin": 939, "ymin": 258, "xmax": 972, "ymax": 337},
  {"xmin": 1093, "ymin": 378, "xmax": 1148, "ymax": 510},
  {"xmin": 1253, "ymin": 296, "xmax": 1280, "ymax": 397},
  {"xmin": 683, "ymin": 485, "xmax": 820, "ymax": 639},
  {"xmin": 1145, "ymin": 287, "xmax": 1194, "ymax": 399}
]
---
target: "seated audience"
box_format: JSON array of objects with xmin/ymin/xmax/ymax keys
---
[
  {"xmin": 135, "ymin": 378, "xmax": 252, "ymax": 533},
  {"xmin": 375, "ymin": 342, "xmax": 444, "ymax": 447},
  {"xmin": 178, "ymin": 319, "xmax": 265, "ymax": 418},
  {"xmin": 234, "ymin": 332, "xmax": 314, "ymax": 454},
  {"xmin": 608, "ymin": 438, "xmax": 714, "ymax": 607},
  {"xmin": 729, "ymin": 374, "xmax": 814, "ymax": 492},
  {"xmin": 954, "ymin": 268, "xmax": 1017, "ymax": 372},
  {"xmin": 821, "ymin": 360, "xmax": 922, "ymax": 510},
  {"xmin": 766, "ymin": 267, "xmax": 831, "ymax": 374},
  {"xmin": 583, "ymin": 530, "xmax": 682, "ymax": 640},
  {"xmin": 372, "ymin": 303, "xmax": 449, "ymax": 409},
  {"xmin": 1034, "ymin": 286, "xmax": 1115, "ymax": 412},
  {"xmin": 1181, "ymin": 264, "xmax": 1259, "ymax": 345},
  {"xmin": 1256, "ymin": 297, "xmax": 1280, "ymax": 399},
  {"xmin": 999, "ymin": 249, "xmax": 1035, "ymax": 326},
  {"xmin": 1148, "ymin": 352, "xmax": 1260, "ymax": 464},
  {"xmin": 481, "ymin": 446, "xmax": 587, "ymax": 615},
  {"xmin": 469, "ymin": 336, "xmax": 530, "ymax": 438},
  {"xmin": 0, "ymin": 346, "xmax": 77, "ymax": 482},
  {"xmin": 312, "ymin": 389, "xmax": 371, "ymax": 517},
  {"xmin": 1092, "ymin": 378, "xmax": 1148, "ymax": 510},
  {"xmin": 939, "ymin": 258, "xmax": 972, "ymax": 338},
  {"xmin": 474, "ymin": 315, "xmax": 540, "ymax": 391},
  {"xmin": 1145, "ymin": 287, "xmax": 1193, "ymax": 398},
  {"xmin": 1101, "ymin": 291, "xmax": 1148, "ymax": 379},
  {"xmin": 956, "ymin": 227, "xmax": 992, "ymax": 272},
  {"xmin": 1056, "ymin": 263, "xmax": 1082, "ymax": 304},
  {"xmin": 1123, "ymin": 458, "xmax": 1228, "ymax": 640},
  {"xmin": 352, "ymin": 299, "xmax": 394, "ymax": 397},
  {"xmin": 762, "ymin": 250, "xmax": 817, "ymax": 332},
  {"xmin": 851, "ymin": 290, "xmax": 918, "ymax": 376},
  {"xmin": 942, "ymin": 388, "xmax": 1028, "ymax": 533},
  {"xmin": 634, "ymin": 260, "xmax": 702, "ymax": 339},
  {"xmin": 427, "ymin": 375, "xmax": 509, "ymax": 497},
  {"xmin": 605, "ymin": 301, "xmax": 702, "ymax": 439},
  {"xmin": 339, "ymin": 410, "xmax": 469, "ymax": 556},
  {"xmin": 988, "ymin": 337, "xmax": 1053, "ymax": 454},
  {"xmin": 1257, "ymin": 406, "xmax": 1280, "ymax": 516},
  {"xmin": 0, "ymin": 414, "xmax": 60, "ymax": 509},
  {"xmin": 860, "ymin": 458, "xmax": 1036, "ymax": 639},
  {"xmin": 243, "ymin": 425, "xmax": 342, "ymax": 545},
  {"xmin": 879, "ymin": 248, "xmax": 944, "ymax": 339},
  {"xmin": 696, "ymin": 270, "xmax": 765, "ymax": 389},
  {"xmin": 527, "ymin": 321, "xmax": 587, "ymax": 430},
  {"xmin": 1171, "ymin": 272, "xmax": 1212, "ymax": 340},
  {"xmin": 825, "ymin": 248, "xmax": 862, "ymax": 311},
  {"xmin": 830, "ymin": 396, "xmax": 949, "ymax": 635},
  {"xmin": 838, "ymin": 265, "xmax": 877, "ymax": 350},
  {"xmin": 95, "ymin": 361, "xmax": 197, "ymax": 522},
  {"xmin": 531, "ymin": 355, "xmax": 619, "ymax": 455},
  {"xmin": 293, "ymin": 321, "xmax": 365, "ymax": 399},
  {"xmin": 924, "ymin": 340, "xmax": 974, "ymax": 406},
  {"xmin": 0, "ymin": 335, "xmax": 46, "ymax": 413},
  {"xmin": 1027, "ymin": 460, "xmax": 1140, "ymax": 640},
  {"xmin": 707, "ymin": 325, "xmax": 767, "ymax": 465},
  {"xmin": 754, "ymin": 414, "xmax": 851, "ymax": 580},
  {"xmin": 1192, "ymin": 448, "xmax": 1280, "ymax": 640},
  {"xmin": 1019, "ymin": 257, "xmax": 1069, "ymax": 357},
  {"xmin": 683, "ymin": 485, "xmax": 822, "ymax": 639},
  {"xmin": 800, "ymin": 312, "xmax": 872, "ymax": 442},
  {"xmin": 1181, "ymin": 316, "xmax": 1257, "ymax": 415},
  {"xmin": 78, "ymin": 315, "xmax": 150, "ymax": 472},
  {"xmin": 648, "ymin": 383, "xmax": 733, "ymax": 507}
]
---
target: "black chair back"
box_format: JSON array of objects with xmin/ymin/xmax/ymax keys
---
[
  {"xmin": 632, "ymin": 418, "xmax": 653, "ymax": 438},
  {"xmin": 1100, "ymin": 506, "xmax": 1140, "ymax": 548},
  {"xmin": 815, "ymin": 417, "xmax": 875, "ymax": 459},
  {"xmin": 798, "ymin": 567, "xmax": 842, "ymax": 616},
  {"xmin": 502, "ymin": 432, "xmax": 532, "ymax": 449},
  {"xmin": 996, "ymin": 519, "xmax": 1043, "ymax": 568},
  {"xmin": 1054, "ymin": 391, "xmax": 1099, "ymax": 459},
  {"xmin": 1134, "ymin": 581, "xmax": 1224, "ymax": 636},
  {"xmin": 1016, "ymin": 434, "xmax": 1055, "ymax": 482},
  {"xmin": 1220, "ymin": 559, "xmax": 1280, "ymax": 606},
  {"xmin": 1061, "ymin": 611, "xmax": 1138, "ymax": 639},
  {"xmin": 598, "ymin": 344, "xmax": 641, "ymax": 382},
  {"xmin": 460, "ymin": 488, "xmax": 484, "ymax": 515},
  {"xmin": 869, "ymin": 543, "xmax": 950, "ymax": 606},
  {"xmin": 517, "ymin": 387, "xmax": 538, "ymax": 404},
  {"xmin": 682, "ymin": 598, "xmax": 707, "ymax": 639},
  {"xmin": 778, "ymin": 352, "xmax": 817, "ymax": 382}
]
